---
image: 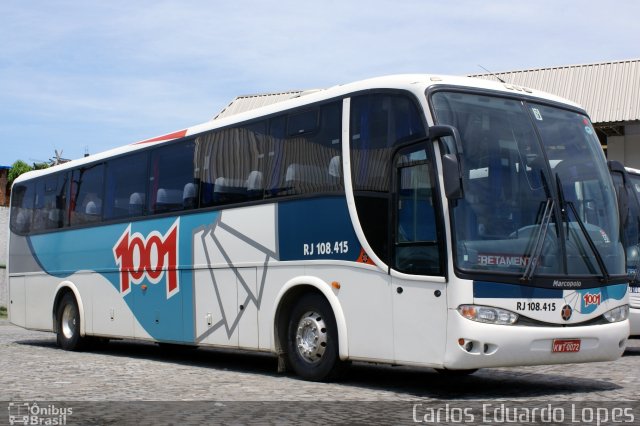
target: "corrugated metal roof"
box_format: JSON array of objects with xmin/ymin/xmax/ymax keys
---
[
  {"xmin": 469, "ymin": 59, "xmax": 640, "ymax": 124},
  {"xmin": 213, "ymin": 90, "xmax": 320, "ymax": 120},
  {"xmin": 214, "ymin": 60, "xmax": 640, "ymax": 125}
]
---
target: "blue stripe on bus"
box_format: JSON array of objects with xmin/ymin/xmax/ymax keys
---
[
  {"xmin": 27, "ymin": 211, "xmax": 220, "ymax": 343},
  {"xmin": 278, "ymin": 197, "xmax": 360, "ymax": 262},
  {"xmin": 26, "ymin": 197, "xmax": 363, "ymax": 343},
  {"xmin": 601, "ymin": 283, "xmax": 628, "ymax": 301},
  {"xmin": 473, "ymin": 281, "xmax": 561, "ymax": 299},
  {"xmin": 473, "ymin": 281, "xmax": 628, "ymax": 307}
]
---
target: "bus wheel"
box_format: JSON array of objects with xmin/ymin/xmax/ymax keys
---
[
  {"xmin": 56, "ymin": 292, "xmax": 86, "ymax": 351},
  {"xmin": 287, "ymin": 293, "xmax": 344, "ymax": 381}
]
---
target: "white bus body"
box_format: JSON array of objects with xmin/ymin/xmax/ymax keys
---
[
  {"xmin": 610, "ymin": 163, "xmax": 640, "ymax": 336},
  {"xmin": 8, "ymin": 75, "xmax": 629, "ymax": 380}
]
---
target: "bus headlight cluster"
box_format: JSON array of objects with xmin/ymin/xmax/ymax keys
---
[
  {"xmin": 603, "ymin": 305, "xmax": 629, "ymax": 323},
  {"xmin": 458, "ymin": 305, "xmax": 518, "ymax": 325}
]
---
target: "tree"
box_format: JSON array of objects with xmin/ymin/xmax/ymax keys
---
[
  {"xmin": 33, "ymin": 162, "xmax": 50, "ymax": 171},
  {"xmin": 7, "ymin": 160, "xmax": 33, "ymax": 185}
]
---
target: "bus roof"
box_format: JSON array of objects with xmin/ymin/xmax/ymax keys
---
[
  {"xmin": 14, "ymin": 73, "xmax": 582, "ymax": 185},
  {"xmin": 626, "ymin": 166, "xmax": 640, "ymax": 176}
]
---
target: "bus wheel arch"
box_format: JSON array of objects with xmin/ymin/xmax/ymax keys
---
[
  {"xmin": 52, "ymin": 283, "xmax": 87, "ymax": 350},
  {"xmin": 273, "ymin": 278, "xmax": 349, "ymax": 381}
]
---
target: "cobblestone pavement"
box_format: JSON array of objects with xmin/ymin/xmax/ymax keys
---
[{"xmin": 1, "ymin": 320, "xmax": 639, "ymax": 424}]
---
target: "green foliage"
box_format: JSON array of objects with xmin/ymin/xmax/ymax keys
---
[
  {"xmin": 33, "ymin": 162, "xmax": 50, "ymax": 170},
  {"xmin": 7, "ymin": 160, "xmax": 33, "ymax": 185}
]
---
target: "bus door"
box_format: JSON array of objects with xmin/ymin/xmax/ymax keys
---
[{"xmin": 391, "ymin": 143, "xmax": 447, "ymax": 364}]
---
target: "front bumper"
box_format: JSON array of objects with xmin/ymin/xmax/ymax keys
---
[{"xmin": 443, "ymin": 309, "xmax": 629, "ymax": 370}]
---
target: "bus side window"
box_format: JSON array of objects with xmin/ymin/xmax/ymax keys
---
[
  {"xmin": 32, "ymin": 173, "xmax": 68, "ymax": 231},
  {"xmin": 350, "ymin": 93, "xmax": 427, "ymax": 264},
  {"xmin": 70, "ymin": 164, "xmax": 104, "ymax": 226},
  {"xmin": 149, "ymin": 140, "xmax": 197, "ymax": 214},
  {"xmin": 394, "ymin": 148, "xmax": 442, "ymax": 276},
  {"xmin": 264, "ymin": 115, "xmax": 286, "ymax": 197},
  {"xmin": 197, "ymin": 122, "xmax": 268, "ymax": 207},
  {"xmin": 9, "ymin": 182, "xmax": 35, "ymax": 235},
  {"xmin": 282, "ymin": 102, "xmax": 343, "ymax": 196},
  {"xmin": 105, "ymin": 152, "xmax": 149, "ymax": 219}
]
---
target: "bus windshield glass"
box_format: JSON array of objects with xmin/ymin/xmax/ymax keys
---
[
  {"xmin": 431, "ymin": 91, "xmax": 625, "ymax": 284},
  {"xmin": 627, "ymin": 171, "xmax": 640, "ymax": 196}
]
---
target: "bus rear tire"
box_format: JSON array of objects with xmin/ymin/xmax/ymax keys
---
[
  {"xmin": 56, "ymin": 292, "xmax": 86, "ymax": 351},
  {"xmin": 286, "ymin": 293, "xmax": 345, "ymax": 382}
]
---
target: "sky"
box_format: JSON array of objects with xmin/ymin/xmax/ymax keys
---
[{"xmin": 1, "ymin": 0, "xmax": 638, "ymax": 166}]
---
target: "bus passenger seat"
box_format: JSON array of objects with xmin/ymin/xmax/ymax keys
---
[
  {"xmin": 285, "ymin": 164, "xmax": 300, "ymax": 193},
  {"xmin": 129, "ymin": 192, "xmax": 145, "ymax": 216},
  {"xmin": 156, "ymin": 188, "xmax": 183, "ymax": 212},
  {"xmin": 213, "ymin": 177, "xmax": 228, "ymax": 203},
  {"xmin": 329, "ymin": 155, "xmax": 342, "ymax": 179},
  {"xmin": 47, "ymin": 208, "xmax": 63, "ymax": 228},
  {"xmin": 213, "ymin": 177, "xmax": 246, "ymax": 204},
  {"xmin": 328, "ymin": 156, "xmax": 341, "ymax": 180},
  {"xmin": 82, "ymin": 201, "xmax": 101, "ymax": 224},
  {"xmin": 85, "ymin": 201, "xmax": 99, "ymax": 215},
  {"xmin": 285, "ymin": 164, "xmax": 299, "ymax": 182},
  {"xmin": 246, "ymin": 171, "xmax": 263, "ymax": 200},
  {"xmin": 286, "ymin": 163, "xmax": 325, "ymax": 193},
  {"xmin": 15, "ymin": 209, "xmax": 31, "ymax": 233},
  {"xmin": 183, "ymin": 183, "xmax": 197, "ymax": 209}
]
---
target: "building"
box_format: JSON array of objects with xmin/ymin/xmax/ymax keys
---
[
  {"xmin": 213, "ymin": 90, "xmax": 319, "ymax": 120},
  {"xmin": 0, "ymin": 166, "xmax": 10, "ymax": 207},
  {"xmin": 214, "ymin": 59, "xmax": 640, "ymax": 167}
]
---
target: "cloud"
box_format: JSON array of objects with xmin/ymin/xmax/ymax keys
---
[{"xmin": 1, "ymin": 0, "xmax": 639, "ymax": 162}]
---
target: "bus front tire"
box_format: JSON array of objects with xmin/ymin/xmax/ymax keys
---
[
  {"xmin": 56, "ymin": 292, "xmax": 86, "ymax": 351},
  {"xmin": 286, "ymin": 293, "xmax": 345, "ymax": 381}
]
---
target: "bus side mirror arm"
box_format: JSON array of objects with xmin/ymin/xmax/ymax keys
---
[
  {"xmin": 607, "ymin": 160, "xmax": 626, "ymax": 175},
  {"xmin": 429, "ymin": 125, "xmax": 464, "ymax": 200},
  {"xmin": 429, "ymin": 125, "xmax": 464, "ymax": 155}
]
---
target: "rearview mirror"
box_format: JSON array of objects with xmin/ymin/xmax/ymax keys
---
[
  {"xmin": 429, "ymin": 125, "xmax": 464, "ymax": 200},
  {"xmin": 443, "ymin": 154, "xmax": 463, "ymax": 200}
]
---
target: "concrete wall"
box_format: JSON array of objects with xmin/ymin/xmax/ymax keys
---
[
  {"xmin": 607, "ymin": 123, "xmax": 640, "ymax": 168},
  {"xmin": 0, "ymin": 206, "xmax": 7, "ymax": 307}
]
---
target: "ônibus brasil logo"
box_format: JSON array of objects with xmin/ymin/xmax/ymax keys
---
[{"xmin": 113, "ymin": 219, "xmax": 180, "ymax": 299}]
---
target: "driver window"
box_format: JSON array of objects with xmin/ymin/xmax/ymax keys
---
[{"xmin": 394, "ymin": 146, "xmax": 442, "ymax": 275}]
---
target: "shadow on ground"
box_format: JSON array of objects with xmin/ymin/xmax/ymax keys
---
[{"xmin": 16, "ymin": 336, "xmax": 626, "ymax": 400}]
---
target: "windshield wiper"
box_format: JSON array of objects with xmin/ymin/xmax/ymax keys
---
[
  {"xmin": 521, "ymin": 197, "xmax": 554, "ymax": 283},
  {"xmin": 556, "ymin": 174, "xmax": 611, "ymax": 283}
]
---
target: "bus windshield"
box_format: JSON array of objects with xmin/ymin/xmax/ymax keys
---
[
  {"xmin": 431, "ymin": 91, "xmax": 625, "ymax": 285},
  {"xmin": 627, "ymin": 171, "xmax": 640, "ymax": 196}
]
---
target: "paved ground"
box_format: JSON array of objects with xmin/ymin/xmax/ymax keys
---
[{"xmin": 1, "ymin": 319, "xmax": 639, "ymax": 424}]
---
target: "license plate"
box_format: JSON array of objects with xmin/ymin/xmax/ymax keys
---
[{"xmin": 552, "ymin": 338, "xmax": 581, "ymax": 353}]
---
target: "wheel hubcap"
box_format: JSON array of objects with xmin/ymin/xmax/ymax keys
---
[
  {"xmin": 295, "ymin": 311, "xmax": 327, "ymax": 364},
  {"xmin": 61, "ymin": 304, "xmax": 77, "ymax": 339}
]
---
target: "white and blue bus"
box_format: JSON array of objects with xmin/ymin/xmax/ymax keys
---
[
  {"xmin": 8, "ymin": 75, "xmax": 630, "ymax": 381},
  {"xmin": 609, "ymin": 162, "xmax": 640, "ymax": 336}
]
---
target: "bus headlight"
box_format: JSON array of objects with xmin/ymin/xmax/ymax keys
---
[
  {"xmin": 603, "ymin": 305, "xmax": 629, "ymax": 323},
  {"xmin": 458, "ymin": 305, "xmax": 518, "ymax": 325}
]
